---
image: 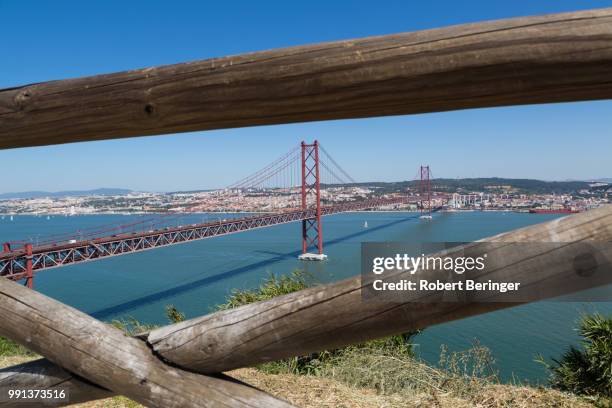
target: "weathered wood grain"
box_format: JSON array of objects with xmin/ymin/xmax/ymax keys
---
[
  {"xmin": 1, "ymin": 8, "xmax": 612, "ymax": 148},
  {"xmin": 0, "ymin": 278, "xmax": 295, "ymax": 408}
]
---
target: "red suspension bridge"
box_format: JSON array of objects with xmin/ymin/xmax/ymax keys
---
[{"xmin": 0, "ymin": 141, "xmax": 435, "ymax": 287}]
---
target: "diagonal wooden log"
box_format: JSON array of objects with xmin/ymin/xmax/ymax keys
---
[
  {"xmin": 0, "ymin": 278, "xmax": 295, "ymax": 408},
  {"xmin": 1, "ymin": 8, "xmax": 612, "ymax": 149},
  {"xmin": 148, "ymin": 205, "xmax": 612, "ymax": 372},
  {"xmin": 3, "ymin": 205, "xmax": 611, "ymax": 406}
]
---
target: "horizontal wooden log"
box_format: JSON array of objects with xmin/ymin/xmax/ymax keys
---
[
  {"xmin": 0, "ymin": 278, "xmax": 294, "ymax": 408},
  {"xmin": 1, "ymin": 8, "xmax": 612, "ymax": 149}
]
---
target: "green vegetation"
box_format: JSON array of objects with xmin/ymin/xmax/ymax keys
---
[
  {"xmin": 165, "ymin": 304, "xmax": 186, "ymax": 323},
  {"xmin": 216, "ymin": 270, "xmax": 311, "ymax": 311},
  {"xmin": 540, "ymin": 313, "xmax": 612, "ymax": 401},
  {"xmin": 0, "ymin": 336, "xmax": 34, "ymax": 357},
  {"xmin": 110, "ymin": 304, "xmax": 187, "ymax": 334},
  {"xmin": 110, "ymin": 316, "xmax": 158, "ymax": 336}
]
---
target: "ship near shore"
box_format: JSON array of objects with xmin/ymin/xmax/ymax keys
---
[{"xmin": 528, "ymin": 208, "xmax": 580, "ymax": 214}]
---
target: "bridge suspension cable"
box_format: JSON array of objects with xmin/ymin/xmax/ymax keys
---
[{"xmin": 318, "ymin": 144, "xmax": 356, "ymax": 185}]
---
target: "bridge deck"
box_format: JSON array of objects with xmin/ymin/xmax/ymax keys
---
[{"xmin": 0, "ymin": 197, "xmax": 410, "ymax": 280}]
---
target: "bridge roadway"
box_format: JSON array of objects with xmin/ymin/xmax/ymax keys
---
[{"xmin": 0, "ymin": 196, "xmax": 411, "ymax": 281}]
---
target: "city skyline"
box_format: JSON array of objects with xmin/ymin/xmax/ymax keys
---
[{"xmin": 2, "ymin": 0, "xmax": 611, "ymax": 193}]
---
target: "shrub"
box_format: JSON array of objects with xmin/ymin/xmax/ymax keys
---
[
  {"xmin": 216, "ymin": 269, "xmax": 309, "ymax": 310},
  {"xmin": 165, "ymin": 304, "xmax": 186, "ymax": 323},
  {"xmin": 541, "ymin": 313, "xmax": 612, "ymax": 398}
]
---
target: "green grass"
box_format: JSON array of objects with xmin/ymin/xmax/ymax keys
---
[
  {"xmin": 216, "ymin": 270, "xmax": 311, "ymax": 311},
  {"xmin": 0, "ymin": 336, "xmax": 34, "ymax": 357}
]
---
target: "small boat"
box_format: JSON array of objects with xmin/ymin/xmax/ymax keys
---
[
  {"xmin": 363, "ymin": 221, "xmax": 368, "ymax": 228},
  {"xmin": 10, "ymin": 215, "xmax": 14, "ymax": 221},
  {"xmin": 420, "ymin": 214, "xmax": 432, "ymax": 220},
  {"xmin": 46, "ymin": 215, "xmax": 51, "ymax": 220}
]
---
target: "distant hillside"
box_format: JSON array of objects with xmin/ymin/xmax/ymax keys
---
[
  {"xmin": 332, "ymin": 178, "xmax": 593, "ymax": 194},
  {"xmin": 0, "ymin": 188, "xmax": 133, "ymax": 200},
  {"xmin": 427, "ymin": 178, "xmax": 591, "ymax": 194}
]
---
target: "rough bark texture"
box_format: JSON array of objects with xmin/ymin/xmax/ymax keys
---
[{"xmin": 1, "ymin": 8, "xmax": 612, "ymax": 148}]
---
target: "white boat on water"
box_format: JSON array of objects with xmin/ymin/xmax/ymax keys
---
[
  {"xmin": 363, "ymin": 221, "xmax": 368, "ymax": 228},
  {"xmin": 420, "ymin": 214, "xmax": 432, "ymax": 220}
]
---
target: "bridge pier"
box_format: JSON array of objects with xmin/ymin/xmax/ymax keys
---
[
  {"xmin": 25, "ymin": 243, "xmax": 33, "ymax": 289},
  {"xmin": 299, "ymin": 140, "xmax": 326, "ymax": 261}
]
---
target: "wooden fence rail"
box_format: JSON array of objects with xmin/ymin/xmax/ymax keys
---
[
  {"xmin": 1, "ymin": 205, "xmax": 611, "ymax": 406},
  {"xmin": 1, "ymin": 8, "xmax": 612, "ymax": 149}
]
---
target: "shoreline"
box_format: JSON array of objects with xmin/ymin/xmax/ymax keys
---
[
  {"xmin": 0, "ymin": 209, "xmax": 534, "ymax": 217},
  {"xmin": 0, "ymin": 209, "xmax": 539, "ymax": 217}
]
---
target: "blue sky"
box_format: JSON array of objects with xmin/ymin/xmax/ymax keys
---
[{"xmin": 1, "ymin": 0, "xmax": 611, "ymax": 192}]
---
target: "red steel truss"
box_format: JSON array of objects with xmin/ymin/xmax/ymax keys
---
[
  {"xmin": 0, "ymin": 196, "xmax": 410, "ymax": 282},
  {"xmin": 301, "ymin": 140, "xmax": 323, "ymax": 254}
]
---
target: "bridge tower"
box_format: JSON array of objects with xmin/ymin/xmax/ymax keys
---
[
  {"xmin": 419, "ymin": 165, "xmax": 432, "ymax": 219},
  {"xmin": 298, "ymin": 140, "xmax": 327, "ymax": 260}
]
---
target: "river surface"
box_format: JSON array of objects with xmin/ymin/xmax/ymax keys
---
[{"xmin": 1, "ymin": 211, "xmax": 611, "ymax": 383}]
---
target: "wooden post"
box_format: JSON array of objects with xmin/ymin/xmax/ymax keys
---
[
  {"xmin": 24, "ymin": 244, "xmax": 33, "ymax": 289},
  {"xmin": 1, "ymin": 8, "xmax": 612, "ymax": 149}
]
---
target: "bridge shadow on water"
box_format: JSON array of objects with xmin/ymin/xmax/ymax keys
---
[{"xmin": 91, "ymin": 214, "xmax": 419, "ymax": 320}]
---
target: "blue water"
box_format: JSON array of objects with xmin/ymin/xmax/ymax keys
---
[{"xmin": 1, "ymin": 211, "xmax": 610, "ymax": 383}]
